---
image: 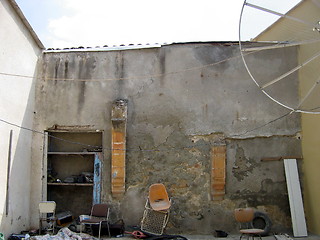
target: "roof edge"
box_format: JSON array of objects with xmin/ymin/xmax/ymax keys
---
[
  {"xmin": 7, "ymin": 0, "xmax": 44, "ymax": 49},
  {"xmin": 253, "ymin": 0, "xmax": 304, "ymax": 41},
  {"xmin": 44, "ymin": 41, "xmax": 241, "ymax": 53}
]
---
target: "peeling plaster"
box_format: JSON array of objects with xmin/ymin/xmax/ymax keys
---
[{"xmin": 233, "ymin": 146, "xmax": 257, "ymax": 181}]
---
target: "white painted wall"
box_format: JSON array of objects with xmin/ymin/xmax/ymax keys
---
[{"xmin": 0, "ymin": 0, "xmax": 42, "ymax": 236}]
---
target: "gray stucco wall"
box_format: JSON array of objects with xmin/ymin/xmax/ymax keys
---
[{"xmin": 31, "ymin": 42, "xmax": 301, "ymax": 234}]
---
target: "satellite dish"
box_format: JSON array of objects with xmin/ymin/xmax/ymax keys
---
[{"xmin": 239, "ymin": 0, "xmax": 320, "ymax": 114}]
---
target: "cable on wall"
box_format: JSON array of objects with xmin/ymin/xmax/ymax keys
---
[{"xmin": 0, "ymin": 109, "xmax": 298, "ymax": 153}]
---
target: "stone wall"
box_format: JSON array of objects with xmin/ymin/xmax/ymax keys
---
[{"xmin": 30, "ymin": 42, "xmax": 301, "ymax": 234}]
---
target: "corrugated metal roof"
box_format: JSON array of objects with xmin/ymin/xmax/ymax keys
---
[
  {"xmin": 44, "ymin": 41, "xmax": 241, "ymax": 53},
  {"xmin": 44, "ymin": 43, "xmax": 164, "ymax": 53}
]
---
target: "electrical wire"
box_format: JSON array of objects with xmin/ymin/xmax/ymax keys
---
[
  {"xmin": 0, "ymin": 117, "xmax": 212, "ymax": 152},
  {"xmin": 229, "ymin": 110, "xmax": 295, "ymax": 138},
  {"xmin": 0, "ymin": 48, "xmax": 300, "ymax": 150},
  {"xmin": 0, "ymin": 109, "xmax": 297, "ymax": 153},
  {"xmin": 0, "ymin": 45, "xmax": 249, "ymax": 83},
  {"xmin": 0, "ymin": 41, "xmax": 302, "ymax": 151},
  {"xmin": 0, "ymin": 118, "xmax": 100, "ymax": 149}
]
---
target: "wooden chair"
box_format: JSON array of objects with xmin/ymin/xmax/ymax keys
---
[
  {"xmin": 80, "ymin": 204, "xmax": 110, "ymax": 239},
  {"xmin": 234, "ymin": 208, "xmax": 264, "ymax": 240},
  {"xmin": 39, "ymin": 201, "xmax": 56, "ymax": 235}
]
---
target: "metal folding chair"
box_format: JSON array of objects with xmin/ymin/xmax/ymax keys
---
[
  {"xmin": 39, "ymin": 201, "xmax": 56, "ymax": 235},
  {"xmin": 80, "ymin": 204, "xmax": 110, "ymax": 239},
  {"xmin": 141, "ymin": 184, "xmax": 171, "ymax": 235}
]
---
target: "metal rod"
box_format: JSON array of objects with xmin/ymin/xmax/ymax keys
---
[
  {"xmin": 242, "ymin": 39, "xmax": 320, "ymax": 52},
  {"xmin": 6, "ymin": 130, "xmax": 13, "ymax": 216},
  {"xmin": 245, "ymin": 2, "xmax": 315, "ymax": 28},
  {"xmin": 297, "ymin": 76, "xmax": 320, "ymax": 108},
  {"xmin": 262, "ymin": 50, "xmax": 320, "ymax": 89}
]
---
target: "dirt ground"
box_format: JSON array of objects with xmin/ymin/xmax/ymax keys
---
[{"xmin": 104, "ymin": 234, "xmax": 320, "ymax": 240}]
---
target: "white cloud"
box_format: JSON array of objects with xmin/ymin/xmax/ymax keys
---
[
  {"xmin": 46, "ymin": 0, "xmax": 301, "ymax": 48},
  {"xmin": 47, "ymin": 0, "xmax": 244, "ymax": 48}
]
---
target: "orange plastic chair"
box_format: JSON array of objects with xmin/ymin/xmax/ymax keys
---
[
  {"xmin": 141, "ymin": 183, "xmax": 171, "ymax": 235},
  {"xmin": 148, "ymin": 183, "xmax": 171, "ymax": 211}
]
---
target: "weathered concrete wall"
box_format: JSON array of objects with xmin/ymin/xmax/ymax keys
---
[
  {"xmin": 31, "ymin": 43, "xmax": 301, "ymax": 234},
  {"xmin": 0, "ymin": 0, "xmax": 42, "ymax": 237}
]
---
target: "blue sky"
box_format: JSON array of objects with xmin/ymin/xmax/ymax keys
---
[
  {"xmin": 15, "ymin": 0, "xmax": 65, "ymax": 46},
  {"xmin": 15, "ymin": 0, "xmax": 301, "ymax": 48}
]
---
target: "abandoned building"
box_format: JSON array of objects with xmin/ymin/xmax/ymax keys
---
[{"xmin": 1, "ymin": 0, "xmax": 320, "ymax": 238}]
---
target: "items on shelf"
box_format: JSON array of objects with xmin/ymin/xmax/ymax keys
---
[
  {"xmin": 47, "ymin": 171, "xmax": 94, "ymax": 184},
  {"xmin": 63, "ymin": 172, "xmax": 94, "ymax": 183}
]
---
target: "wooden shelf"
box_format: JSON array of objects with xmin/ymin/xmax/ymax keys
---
[
  {"xmin": 48, "ymin": 152, "xmax": 99, "ymax": 155},
  {"xmin": 47, "ymin": 182, "xmax": 93, "ymax": 186}
]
